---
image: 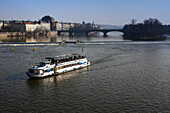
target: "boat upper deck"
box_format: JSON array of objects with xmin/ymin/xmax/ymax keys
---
[
  {"xmin": 45, "ymin": 53, "xmax": 86, "ymax": 64},
  {"xmin": 46, "ymin": 53, "xmax": 80, "ymax": 59}
]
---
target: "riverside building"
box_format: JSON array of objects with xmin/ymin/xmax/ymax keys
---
[{"xmin": 41, "ymin": 15, "xmax": 56, "ymax": 31}]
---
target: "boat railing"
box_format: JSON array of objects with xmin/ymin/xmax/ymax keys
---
[
  {"xmin": 58, "ymin": 55, "xmax": 86, "ymax": 63},
  {"xmin": 45, "ymin": 55, "xmax": 86, "ymax": 64}
]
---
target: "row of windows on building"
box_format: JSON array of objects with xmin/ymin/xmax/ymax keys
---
[
  {"xmin": 0, "ymin": 21, "xmax": 75, "ymax": 32},
  {"xmin": 0, "ymin": 15, "xmax": 98, "ymax": 32}
]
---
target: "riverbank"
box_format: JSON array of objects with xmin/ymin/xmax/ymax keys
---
[
  {"xmin": 0, "ymin": 31, "xmax": 58, "ymax": 37},
  {"xmin": 0, "ymin": 31, "xmax": 98, "ymax": 38},
  {"xmin": 123, "ymin": 35, "xmax": 167, "ymax": 41}
]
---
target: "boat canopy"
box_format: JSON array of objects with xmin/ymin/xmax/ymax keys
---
[
  {"xmin": 40, "ymin": 61, "xmax": 51, "ymax": 64},
  {"xmin": 45, "ymin": 53, "xmax": 80, "ymax": 60}
]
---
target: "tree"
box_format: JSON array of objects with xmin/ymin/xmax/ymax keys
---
[
  {"xmin": 123, "ymin": 18, "xmax": 165, "ymax": 41},
  {"xmin": 131, "ymin": 19, "xmax": 137, "ymax": 25}
]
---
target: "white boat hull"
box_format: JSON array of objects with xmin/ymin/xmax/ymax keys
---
[{"xmin": 27, "ymin": 58, "xmax": 90, "ymax": 78}]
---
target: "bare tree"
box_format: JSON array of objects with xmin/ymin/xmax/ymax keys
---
[{"xmin": 131, "ymin": 19, "xmax": 137, "ymax": 25}]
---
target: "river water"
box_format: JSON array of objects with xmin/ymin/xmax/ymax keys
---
[{"xmin": 0, "ymin": 32, "xmax": 170, "ymax": 112}]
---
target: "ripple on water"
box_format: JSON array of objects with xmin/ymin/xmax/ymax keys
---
[{"xmin": 0, "ymin": 43, "xmax": 170, "ymax": 112}]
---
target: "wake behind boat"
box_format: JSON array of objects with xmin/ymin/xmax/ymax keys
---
[{"xmin": 27, "ymin": 53, "xmax": 90, "ymax": 78}]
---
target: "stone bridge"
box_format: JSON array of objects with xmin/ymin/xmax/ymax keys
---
[{"xmin": 57, "ymin": 29, "xmax": 124, "ymax": 37}]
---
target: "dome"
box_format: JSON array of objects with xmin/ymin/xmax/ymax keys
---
[
  {"xmin": 41, "ymin": 15, "xmax": 56, "ymax": 31},
  {"xmin": 41, "ymin": 15, "xmax": 55, "ymax": 23}
]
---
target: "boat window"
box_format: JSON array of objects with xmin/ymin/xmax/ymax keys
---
[
  {"xmin": 29, "ymin": 69, "xmax": 34, "ymax": 73},
  {"xmin": 55, "ymin": 67, "xmax": 57, "ymax": 70},
  {"xmin": 57, "ymin": 67, "xmax": 59, "ymax": 70},
  {"xmin": 48, "ymin": 69, "xmax": 50, "ymax": 72},
  {"xmin": 34, "ymin": 70, "xmax": 39, "ymax": 74},
  {"xmin": 45, "ymin": 70, "xmax": 48, "ymax": 72},
  {"xmin": 38, "ymin": 63, "xmax": 45, "ymax": 67}
]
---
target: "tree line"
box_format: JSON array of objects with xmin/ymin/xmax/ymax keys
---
[{"xmin": 123, "ymin": 18, "xmax": 165, "ymax": 41}]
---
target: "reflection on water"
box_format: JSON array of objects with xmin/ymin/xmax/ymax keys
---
[
  {"xmin": 0, "ymin": 32, "xmax": 124, "ymax": 43},
  {"xmin": 0, "ymin": 36, "xmax": 26, "ymax": 43}
]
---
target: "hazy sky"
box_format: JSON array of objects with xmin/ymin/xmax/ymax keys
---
[{"xmin": 0, "ymin": 0, "xmax": 170, "ymax": 25}]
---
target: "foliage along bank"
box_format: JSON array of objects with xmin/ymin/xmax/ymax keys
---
[{"xmin": 123, "ymin": 18, "xmax": 165, "ymax": 41}]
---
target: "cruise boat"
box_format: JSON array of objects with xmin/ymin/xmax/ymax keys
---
[{"xmin": 27, "ymin": 54, "xmax": 90, "ymax": 78}]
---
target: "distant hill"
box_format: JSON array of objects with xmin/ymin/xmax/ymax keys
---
[{"xmin": 99, "ymin": 24, "xmax": 124, "ymax": 29}]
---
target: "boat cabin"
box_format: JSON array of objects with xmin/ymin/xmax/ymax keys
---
[
  {"xmin": 38, "ymin": 61, "xmax": 51, "ymax": 67},
  {"xmin": 45, "ymin": 54, "xmax": 86, "ymax": 64},
  {"xmin": 27, "ymin": 53, "xmax": 90, "ymax": 78}
]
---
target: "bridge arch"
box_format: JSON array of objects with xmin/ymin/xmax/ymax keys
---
[
  {"xmin": 57, "ymin": 29, "xmax": 124, "ymax": 37},
  {"xmin": 87, "ymin": 29, "xmax": 124, "ymax": 37}
]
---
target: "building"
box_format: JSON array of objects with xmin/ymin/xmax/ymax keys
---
[
  {"xmin": 41, "ymin": 15, "xmax": 56, "ymax": 31},
  {"xmin": 55, "ymin": 21, "xmax": 62, "ymax": 31},
  {"xmin": 0, "ymin": 15, "xmax": 98, "ymax": 33},
  {"xmin": 56, "ymin": 22, "xmax": 74, "ymax": 31},
  {"xmin": 10, "ymin": 23, "xmax": 35, "ymax": 32},
  {"xmin": 10, "ymin": 23, "xmax": 42, "ymax": 32},
  {"xmin": 40, "ymin": 23, "xmax": 50, "ymax": 31},
  {"xmin": 34, "ymin": 23, "xmax": 41, "ymax": 31},
  {"xmin": 0, "ymin": 22, "xmax": 3, "ymax": 30},
  {"xmin": 0, "ymin": 21, "xmax": 4, "ymax": 30}
]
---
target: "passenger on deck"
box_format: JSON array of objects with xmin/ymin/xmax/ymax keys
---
[
  {"xmin": 74, "ymin": 56, "xmax": 76, "ymax": 60},
  {"xmin": 51, "ymin": 59, "xmax": 54, "ymax": 64}
]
